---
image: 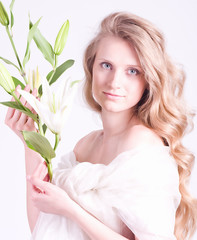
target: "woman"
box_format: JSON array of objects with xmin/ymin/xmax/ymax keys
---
[{"xmin": 5, "ymin": 12, "xmax": 197, "ymax": 240}]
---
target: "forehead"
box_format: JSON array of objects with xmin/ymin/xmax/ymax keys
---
[{"xmin": 95, "ymin": 36, "xmax": 141, "ymax": 66}]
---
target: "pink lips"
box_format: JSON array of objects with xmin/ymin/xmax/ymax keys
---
[{"xmin": 103, "ymin": 91, "xmax": 124, "ymax": 99}]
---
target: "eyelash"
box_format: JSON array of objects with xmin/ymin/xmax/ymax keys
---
[
  {"xmin": 127, "ymin": 68, "xmax": 140, "ymax": 75},
  {"xmin": 101, "ymin": 62, "xmax": 112, "ymax": 70},
  {"xmin": 100, "ymin": 62, "xmax": 140, "ymax": 76}
]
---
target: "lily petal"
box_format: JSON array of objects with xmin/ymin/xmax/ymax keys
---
[
  {"xmin": 18, "ymin": 77, "xmax": 79, "ymax": 135},
  {"xmin": 17, "ymin": 89, "xmax": 40, "ymax": 113},
  {"xmin": 41, "ymin": 77, "xmax": 53, "ymax": 105}
]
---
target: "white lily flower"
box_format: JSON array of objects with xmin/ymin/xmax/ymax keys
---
[{"xmin": 18, "ymin": 77, "xmax": 78, "ymax": 135}]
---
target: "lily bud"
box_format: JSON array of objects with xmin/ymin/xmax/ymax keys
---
[
  {"xmin": 0, "ymin": 62, "xmax": 15, "ymax": 93},
  {"xmin": 54, "ymin": 20, "xmax": 69, "ymax": 55},
  {"xmin": 0, "ymin": 2, "xmax": 9, "ymax": 26}
]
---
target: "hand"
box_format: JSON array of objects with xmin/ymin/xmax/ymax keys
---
[
  {"xmin": 5, "ymin": 85, "xmax": 37, "ymax": 143},
  {"xmin": 27, "ymin": 162, "xmax": 75, "ymax": 217}
]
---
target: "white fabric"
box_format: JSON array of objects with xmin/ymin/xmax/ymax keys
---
[{"xmin": 31, "ymin": 145, "xmax": 181, "ymax": 240}]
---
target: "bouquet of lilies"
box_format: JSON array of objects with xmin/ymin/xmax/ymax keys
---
[{"xmin": 0, "ymin": 0, "xmax": 79, "ymax": 181}]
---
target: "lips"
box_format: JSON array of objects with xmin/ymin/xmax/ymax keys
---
[{"xmin": 103, "ymin": 91, "xmax": 124, "ymax": 98}]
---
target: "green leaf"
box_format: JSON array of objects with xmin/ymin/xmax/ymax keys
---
[
  {"xmin": 29, "ymin": 20, "xmax": 54, "ymax": 66},
  {"xmin": 42, "ymin": 123, "xmax": 47, "ymax": 134},
  {"xmin": 23, "ymin": 17, "xmax": 41, "ymax": 67},
  {"xmin": 9, "ymin": 0, "xmax": 15, "ymax": 12},
  {"xmin": 28, "ymin": 17, "xmax": 42, "ymax": 42},
  {"xmin": 23, "ymin": 43, "xmax": 30, "ymax": 67},
  {"xmin": 12, "ymin": 76, "xmax": 25, "ymax": 89},
  {"xmin": 0, "ymin": 56, "xmax": 20, "ymax": 71},
  {"xmin": 47, "ymin": 59, "xmax": 74, "ymax": 85},
  {"xmin": 0, "ymin": 101, "xmax": 38, "ymax": 123},
  {"xmin": 9, "ymin": 0, "xmax": 15, "ymax": 28},
  {"xmin": 70, "ymin": 80, "xmax": 81, "ymax": 88},
  {"xmin": 38, "ymin": 84, "xmax": 42, "ymax": 96},
  {"xmin": 22, "ymin": 131, "xmax": 56, "ymax": 160}
]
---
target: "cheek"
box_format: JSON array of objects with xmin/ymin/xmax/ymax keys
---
[
  {"xmin": 137, "ymin": 78, "xmax": 147, "ymax": 93},
  {"xmin": 138, "ymin": 85, "xmax": 147, "ymax": 101},
  {"xmin": 92, "ymin": 71, "xmax": 104, "ymax": 93},
  {"xmin": 92, "ymin": 75, "xmax": 101, "ymax": 102},
  {"xmin": 127, "ymin": 80, "xmax": 147, "ymax": 101}
]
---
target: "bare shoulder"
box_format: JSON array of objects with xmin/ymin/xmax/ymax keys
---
[
  {"xmin": 73, "ymin": 130, "xmax": 102, "ymax": 161},
  {"xmin": 125, "ymin": 124, "xmax": 164, "ymax": 149}
]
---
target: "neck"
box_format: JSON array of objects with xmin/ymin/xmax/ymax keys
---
[{"xmin": 101, "ymin": 109, "xmax": 137, "ymax": 138}]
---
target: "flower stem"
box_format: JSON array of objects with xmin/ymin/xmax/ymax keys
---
[
  {"xmin": 54, "ymin": 134, "xmax": 60, "ymax": 151},
  {"xmin": 48, "ymin": 55, "xmax": 58, "ymax": 85},
  {"xmin": 38, "ymin": 116, "xmax": 44, "ymax": 136},
  {"xmin": 11, "ymin": 91, "xmax": 39, "ymax": 124},
  {"xmin": 48, "ymin": 70, "xmax": 56, "ymax": 85},
  {"xmin": 5, "ymin": 26, "xmax": 28, "ymax": 84},
  {"xmin": 12, "ymin": 91, "xmax": 26, "ymax": 110},
  {"xmin": 55, "ymin": 54, "xmax": 58, "ymax": 68},
  {"xmin": 46, "ymin": 160, "xmax": 53, "ymax": 182}
]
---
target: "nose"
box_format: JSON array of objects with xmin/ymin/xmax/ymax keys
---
[{"xmin": 108, "ymin": 69, "xmax": 122, "ymax": 89}]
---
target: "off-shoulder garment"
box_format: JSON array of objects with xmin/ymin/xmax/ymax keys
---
[{"xmin": 31, "ymin": 146, "xmax": 181, "ymax": 240}]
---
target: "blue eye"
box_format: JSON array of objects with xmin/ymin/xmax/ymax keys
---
[
  {"xmin": 101, "ymin": 62, "xmax": 112, "ymax": 70},
  {"xmin": 128, "ymin": 68, "xmax": 139, "ymax": 75}
]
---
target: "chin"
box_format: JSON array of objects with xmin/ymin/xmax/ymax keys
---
[{"xmin": 101, "ymin": 104, "xmax": 126, "ymax": 113}]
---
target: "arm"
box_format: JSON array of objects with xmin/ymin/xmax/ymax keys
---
[
  {"xmin": 25, "ymin": 148, "xmax": 44, "ymax": 231},
  {"xmin": 5, "ymin": 85, "xmax": 43, "ymax": 232},
  {"xmin": 29, "ymin": 171, "xmax": 130, "ymax": 240}
]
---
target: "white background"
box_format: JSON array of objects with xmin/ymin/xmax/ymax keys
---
[{"xmin": 0, "ymin": 0, "xmax": 196, "ymax": 239}]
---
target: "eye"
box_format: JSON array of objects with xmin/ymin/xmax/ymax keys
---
[
  {"xmin": 101, "ymin": 62, "xmax": 112, "ymax": 70},
  {"xmin": 128, "ymin": 68, "xmax": 140, "ymax": 75}
]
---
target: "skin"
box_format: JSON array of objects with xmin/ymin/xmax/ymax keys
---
[{"xmin": 5, "ymin": 36, "xmax": 164, "ymax": 240}]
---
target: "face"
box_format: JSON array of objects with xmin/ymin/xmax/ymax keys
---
[{"xmin": 92, "ymin": 36, "xmax": 147, "ymax": 114}]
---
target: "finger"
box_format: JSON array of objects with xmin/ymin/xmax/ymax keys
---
[
  {"xmin": 5, "ymin": 106, "xmax": 15, "ymax": 123},
  {"xmin": 14, "ymin": 84, "xmax": 21, "ymax": 98},
  {"xmin": 12, "ymin": 85, "xmax": 33, "ymax": 122},
  {"xmin": 13, "ymin": 85, "xmax": 25, "ymax": 123},
  {"xmin": 30, "ymin": 176, "xmax": 49, "ymax": 193},
  {"xmin": 26, "ymin": 117, "xmax": 35, "ymax": 125},
  {"xmin": 43, "ymin": 172, "xmax": 50, "ymax": 182},
  {"xmin": 38, "ymin": 162, "xmax": 49, "ymax": 182},
  {"xmin": 32, "ymin": 88, "xmax": 38, "ymax": 97},
  {"xmin": 27, "ymin": 173, "xmax": 47, "ymax": 194},
  {"xmin": 18, "ymin": 84, "xmax": 31, "ymax": 105},
  {"xmin": 25, "ymin": 117, "xmax": 37, "ymax": 131},
  {"xmin": 21, "ymin": 87, "xmax": 38, "ymax": 123},
  {"xmin": 5, "ymin": 85, "xmax": 21, "ymax": 122},
  {"xmin": 11, "ymin": 107, "xmax": 22, "ymax": 123},
  {"xmin": 21, "ymin": 87, "xmax": 38, "ymax": 129},
  {"xmin": 32, "ymin": 162, "xmax": 47, "ymax": 179},
  {"xmin": 30, "ymin": 162, "xmax": 49, "ymax": 185},
  {"xmin": 31, "ymin": 88, "xmax": 39, "ymax": 113},
  {"xmin": 25, "ymin": 101, "xmax": 36, "ymax": 114},
  {"xmin": 17, "ymin": 112, "xmax": 29, "ymax": 125},
  {"xmin": 22, "ymin": 87, "xmax": 38, "ymax": 114}
]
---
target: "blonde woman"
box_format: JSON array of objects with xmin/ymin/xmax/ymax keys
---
[{"xmin": 5, "ymin": 12, "xmax": 197, "ymax": 240}]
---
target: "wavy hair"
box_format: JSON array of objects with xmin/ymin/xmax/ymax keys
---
[{"xmin": 83, "ymin": 12, "xmax": 197, "ymax": 239}]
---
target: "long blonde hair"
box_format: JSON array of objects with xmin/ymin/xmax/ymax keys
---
[{"xmin": 83, "ymin": 12, "xmax": 197, "ymax": 239}]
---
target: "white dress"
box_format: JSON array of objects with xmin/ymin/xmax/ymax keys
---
[{"xmin": 31, "ymin": 145, "xmax": 181, "ymax": 240}]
